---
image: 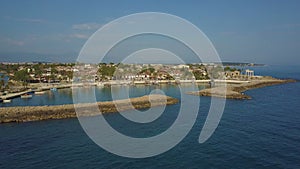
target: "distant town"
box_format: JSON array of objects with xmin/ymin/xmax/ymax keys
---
[{"xmin": 0, "ymin": 62, "xmax": 262, "ymax": 94}]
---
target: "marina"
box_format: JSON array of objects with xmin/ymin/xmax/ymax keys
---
[
  {"xmin": 0, "ymin": 0, "xmax": 299, "ymax": 168},
  {"xmin": 0, "ymin": 64, "xmax": 299, "ymax": 169}
]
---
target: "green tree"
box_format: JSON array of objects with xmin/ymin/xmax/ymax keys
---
[
  {"xmin": 98, "ymin": 65, "xmax": 116, "ymax": 80},
  {"xmin": 224, "ymin": 66, "xmax": 231, "ymax": 72},
  {"xmin": 0, "ymin": 74, "xmax": 5, "ymax": 91},
  {"xmin": 33, "ymin": 64, "xmax": 43, "ymax": 83},
  {"xmin": 14, "ymin": 69, "xmax": 29, "ymax": 87},
  {"xmin": 210, "ymin": 66, "xmax": 224, "ymax": 79}
]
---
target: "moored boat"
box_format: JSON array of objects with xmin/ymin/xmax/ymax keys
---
[
  {"xmin": 21, "ymin": 94, "xmax": 32, "ymax": 99},
  {"xmin": 3, "ymin": 99, "xmax": 11, "ymax": 103},
  {"xmin": 50, "ymin": 88, "xmax": 57, "ymax": 91},
  {"xmin": 34, "ymin": 91, "xmax": 45, "ymax": 95}
]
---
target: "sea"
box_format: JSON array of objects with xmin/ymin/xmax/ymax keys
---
[{"xmin": 0, "ymin": 65, "xmax": 299, "ymax": 169}]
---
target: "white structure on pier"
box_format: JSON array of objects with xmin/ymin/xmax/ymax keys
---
[{"xmin": 245, "ymin": 69, "xmax": 254, "ymax": 76}]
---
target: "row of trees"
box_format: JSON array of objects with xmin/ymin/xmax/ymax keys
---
[
  {"xmin": 7, "ymin": 64, "xmax": 74, "ymax": 88},
  {"xmin": 98, "ymin": 63, "xmax": 116, "ymax": 80},
  {"xmin": 0, "ymin": 74, "xmax": 7, "ymax": 91}
]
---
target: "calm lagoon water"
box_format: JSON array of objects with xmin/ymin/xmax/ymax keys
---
[{"xmin": 0, "ymin": 65, "xmax": 300, "ymax": 168}]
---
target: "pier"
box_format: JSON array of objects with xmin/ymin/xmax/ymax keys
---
[
  {"xmin": 0, "ymin": 84, "xmax": 74, "ymax": 102},
  {"xmin": 0, "ymin": 89, "xmax": 32, "ymax": 101}
]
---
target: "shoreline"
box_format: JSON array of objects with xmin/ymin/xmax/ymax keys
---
[
  {"xmin": 0, "ymin": 94, "xmax": 179, "ymax": 123},
  {"xmin": 187, "ymin": 78, "xmax": 297, "ymax": 99},
  {"xmin": 0, "ymin": 79, "xmax": 244, "ymax": 101}
]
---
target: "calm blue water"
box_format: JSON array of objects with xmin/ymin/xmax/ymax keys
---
[{"xmin": 0, "ymin": 65, "xmax": 300, "ymax": 168}]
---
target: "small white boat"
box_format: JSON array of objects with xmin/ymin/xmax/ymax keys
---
[
  {"xmin": 152, "ymin": 81, "xmax": 159, "ymax": 85},
  {"xmin": 34, "ymin": 91, "xmax": 45, "ymax": 95},
  {"xmin": 21, "ymin": 94, "xmax": 32, "ymax": 99},
  {"xmin": 97, "ymin": 82, "xmax": 104, "ymax": 87},
  {"xmin": 3, "ymin": 99, "xmax": 11, "ymax": 103},
  {"xmin": 50, "ymin": 88, "xmax": 57, "ymax": 91}
]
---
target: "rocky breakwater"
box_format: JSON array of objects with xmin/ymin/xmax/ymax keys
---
[
  {"xmin": 0, "ymin": 94, "xmax": 179, "ymax": 123},
  {"xmin": 187, "ymin": 78, "xmax": 296, "ymax": 99}
]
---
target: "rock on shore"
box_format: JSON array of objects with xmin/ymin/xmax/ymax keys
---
[
  {"xmin": 187, "ymin": 78, "xmax": 296, "ymax": 99},
  {"xmin": 0, "ymin": 95, "xmax": 179, "ymax": 123}
]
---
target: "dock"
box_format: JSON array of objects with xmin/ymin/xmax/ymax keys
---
[{"xmin": 0, "ymin": 89, "xmax": 32, "ymax": 101}]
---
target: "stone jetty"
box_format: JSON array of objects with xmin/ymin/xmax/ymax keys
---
[
  {"xmin": 0, "ymin": 95, "xmax": 178, "ymax": 123},
  {"xmin": 187, "ymin": 78, "xmax": 296, "ymax": 99}
]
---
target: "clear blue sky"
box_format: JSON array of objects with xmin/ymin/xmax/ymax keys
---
[{"xmin": 0, "ymin": 0, "xmax": 300, "ymax": 65}]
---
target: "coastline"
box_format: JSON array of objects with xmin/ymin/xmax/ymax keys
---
[
  {"xmin": 187, "ymin": 78, "xmax": 297, "ymax": 99},
  {"xmin": 0, "ymin": 80, "xmax": 241, "ymax": 101},
  {"xmin": 0, "ymin": 94, "xmax": 179, "ymax": 123}
]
